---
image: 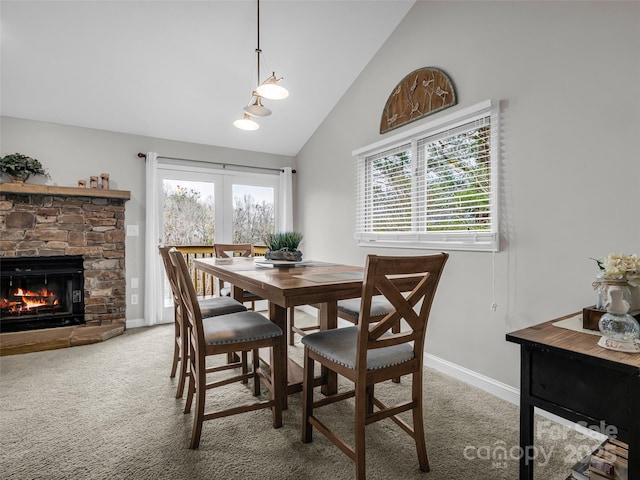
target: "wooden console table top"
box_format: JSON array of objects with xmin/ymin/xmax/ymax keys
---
[
  {"xmin": 507, "ymin": 313, "xmax": 640, "ymax": 369},
  {"xmin": 0, "ymin": 182, "xmax": 131, "ymax": 200}
]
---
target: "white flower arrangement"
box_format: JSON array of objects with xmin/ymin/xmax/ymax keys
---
[{"xmin": 592, "ymin": 253, "xmax": 640, "ymax": 287}]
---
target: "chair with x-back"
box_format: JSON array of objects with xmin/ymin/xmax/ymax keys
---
[
  {"xmin": 213, "ymin": 244, "xmax": 263, "ymax": 310},
  {"xmin": 168, "ymin": 248, "xmax": 284, "ymax": 449},
  {"xmin": 159, "ymin": 246, "xmax": 247, "ymax": 399},
  {"xmin": 301, "ymin": 252, "xmax": 448, "ymax": 480}
]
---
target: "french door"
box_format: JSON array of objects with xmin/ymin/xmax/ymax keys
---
[{"xmin": 153, "ymin": 161, "xmax": 279, "ymax": 324}]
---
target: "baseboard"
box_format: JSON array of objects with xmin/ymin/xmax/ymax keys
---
[
  {"xmin": 424, "ymin": 352, "xmax": 520, "ymax": 405},
  {"xmin": 126, "ymin": 317, "xmax": 148, "ymax": 329},
  {"xmin": 423, "ymin": 352, "xmax": 607, "ymax": 440}
]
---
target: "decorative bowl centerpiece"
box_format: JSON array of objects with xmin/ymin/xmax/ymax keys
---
[
  {"xmin": 0, "ymin": 153, "xmax": 49, "ymax": 183},
  {"xmin": 264, "ymin": 231, "xmax": 303, "ymax": 262}
]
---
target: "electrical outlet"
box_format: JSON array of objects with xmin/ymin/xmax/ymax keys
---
[
  {"xmin": 126, "ymin": 225, "xmax": 139, "ymax": 237},
  {"xmin": 131, "ymin": 294, "xmax": 139, "ymax": 305}
]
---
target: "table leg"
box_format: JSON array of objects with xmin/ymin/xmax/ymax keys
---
[
  {"xmin": 629, "ymin": 377, "xmax": 640, "ymax": 479},
  {"xmin": 230, "ymin": 285, "xmax": 244, "ymax": 378},
  {"xmin": 231, "ymin": 285, "xmax": 243, "ymax": 303},
  {"xmin": 319, "ymin": 301, "xmax": 338, "ymax": 396},
  {"xmin": 269, "ymin": 302, "xmax": 289, "ymax": 410},
  {"xmin": 519, "ymin": 347, "xmax": 534, "ymax": 480}
]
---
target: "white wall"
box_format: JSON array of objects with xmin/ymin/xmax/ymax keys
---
[
  {"xmin": 0, "ymin": 117, "xmax": 294, "ymax": 324},
  {"xmin": 295, "ymin": 1, "xmax": 640, "ymax": 388}
]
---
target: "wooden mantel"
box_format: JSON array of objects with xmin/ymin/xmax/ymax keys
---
[{"xmin": 0, "ymin": 182, "xmax": 131, "ymax": 200}]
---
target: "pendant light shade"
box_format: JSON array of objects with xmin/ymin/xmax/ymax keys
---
[
  {"xmin": 256, "ymin": 72, "xmax": 289, "ymax": 100},
  {"xmin": 234, "ymin": 113, "xmax": 259, "ymax": 131},
  {"xmin": 243, "ymin": 95, "xmax": 272, "ymax": 117},
  {"xmin": 233, "ymin": 0, "xmax": 288, "ymax": 131}
]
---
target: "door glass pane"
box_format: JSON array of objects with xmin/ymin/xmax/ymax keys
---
[
  {"xmin": 161, "ymin": 179, "xmax": 216, "ymax": 308},
  {"xmin": 163, "ymin": 179, "xmax": 216, "ymax": 245},
  {"xmin": 232, "ymin": 184, "xmax": 275, "ymax": 245}
]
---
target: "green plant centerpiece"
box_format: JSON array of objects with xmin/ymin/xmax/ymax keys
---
[
  {"xmin": 264, "ymin": 231, "xmax": 304, "ymax": 261},
  {"xmin": 0, "ymin": 153, "xmax": 49, "ymax": 183}
]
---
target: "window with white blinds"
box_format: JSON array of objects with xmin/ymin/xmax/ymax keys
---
[{"xmin": 354, "ymin": 100, "xmax": 499, "ymax": 252}]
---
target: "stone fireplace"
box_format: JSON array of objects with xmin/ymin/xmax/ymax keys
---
[{"xmin": 0, "ymin": 183, "xmax": 130, "ymax": 355}]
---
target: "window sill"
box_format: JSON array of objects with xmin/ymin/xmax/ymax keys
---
[{"xmin": 356, "ymin": 232, "xmax": 498, "ymax": 252}]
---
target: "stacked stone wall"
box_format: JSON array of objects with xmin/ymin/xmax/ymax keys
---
[{"xmin": 0, "ymin": 193, "xmax": 126, "ymax": 327}]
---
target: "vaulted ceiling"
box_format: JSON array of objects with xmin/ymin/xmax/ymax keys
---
[{"xmin": 1, "ymin": 0, "xmax": 415, "ymax": 156}]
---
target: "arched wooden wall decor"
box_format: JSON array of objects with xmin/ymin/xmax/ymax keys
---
[{"xmin": 380, "ymin": 67, "xmax": 457, "ymax": 134}]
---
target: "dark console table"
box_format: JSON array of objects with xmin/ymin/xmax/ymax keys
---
[{"xmin": 506, "ymin": 314, "xmax": 640, "ymax": 479}]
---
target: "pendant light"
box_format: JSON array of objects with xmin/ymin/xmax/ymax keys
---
[
  {"xmin": 243, "ymin": 93, "xmax": 272, "ymax": 117},
  {"xmin": 234, "ymin": 0, "xmax": 288, "ymax": 130},
  {"xmin": 256, "ymin": 72, "xmax": 289, "ymax": 100},
  {"xmin": 233, "ymin": 113, "xmax": 259, "ymax": 131}
]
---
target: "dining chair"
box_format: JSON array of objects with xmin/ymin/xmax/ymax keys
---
[
  {"xmin": 215, "ymin": 243, "xmax": 300, "ymax": 346},
  {"xmin": 301, "ymin": 252, "xmax": 449, "ymax": 480},
  {"xmin": 159, "ymin": 246, "xmax": 248, "ymax": 399},
  {"xmin": 213, "ymin": 243, "xmax": 262, "ymax": 310},
  {"xmin": 168, "ymin": 248, "xmax": 284, "ymax": 449}
]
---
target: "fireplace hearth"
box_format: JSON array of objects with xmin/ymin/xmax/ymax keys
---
[{"xmin": 1, "ymin": 256, "xmax": 85, "ymax": 333}]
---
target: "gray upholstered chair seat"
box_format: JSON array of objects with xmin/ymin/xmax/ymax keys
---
[
  {"xmin": 337, "ymin": 297, "xmax": 394, "ymax": 318},
  {"xmin": 301, "ymin": 326, "xmax": 414, "ymax": 370},
  {"xmin": 199, "ymin": 296, "xmax": 247, "ymax": 318},
  {"xmin": 203, "ymin": 311, "xmax": 282, "ymax": 346}
]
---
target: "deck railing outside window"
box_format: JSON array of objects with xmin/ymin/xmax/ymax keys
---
[{"xmin": 171, "ymin": 245, "xmax": 267, "ymax": 297}]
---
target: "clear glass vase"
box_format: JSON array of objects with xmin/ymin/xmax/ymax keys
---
[{"xmin": 599, "ymin": 312, "xmax": 640, "ymax": 342}]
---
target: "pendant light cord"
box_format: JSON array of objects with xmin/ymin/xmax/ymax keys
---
[
  {"xmin": 234, "ymin": 0, "xmax": 287, "ymax": 130},
  {"xmin": 490, "ymin": 250, "xmax": 497, "ymax": 311},
  {"xmin": 256, "ymin": 0, "xmax": 261, "ymax": 85}
]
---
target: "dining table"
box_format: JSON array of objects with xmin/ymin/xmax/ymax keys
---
[{"xmin": 193, "ymin": 257, "xmax": 366, "ymax": 408}]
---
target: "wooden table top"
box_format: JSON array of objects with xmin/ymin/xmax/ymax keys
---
[
  {"xmin": 193, "ymin": 257, "xmax": 365, "ymax": 308},
  {"xmin": 507, "ymin": 313, "xmax": 640, "ymax": 370}
]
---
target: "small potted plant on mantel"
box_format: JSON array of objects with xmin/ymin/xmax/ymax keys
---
[
  {"xmin": 0, "ymin": 153, "xmax": 49, "ymax": 183},
  {"xmin": 264, "ymin": 231, "xmax": 304, "ymax": 261}
]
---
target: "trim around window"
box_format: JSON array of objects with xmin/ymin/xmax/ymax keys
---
[{"xmin": 353, "ymin": 100, "xmax": 499, "ymax": 252}]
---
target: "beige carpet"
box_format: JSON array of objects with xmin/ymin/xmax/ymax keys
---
[{"xmin": 0, "ymin": 311, "xmax": 600, "ymax": 479}]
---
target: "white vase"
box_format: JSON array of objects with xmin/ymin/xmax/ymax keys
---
[{"xmin": 594, "ymin": 279, "xmax": 630, "ymax": 310}]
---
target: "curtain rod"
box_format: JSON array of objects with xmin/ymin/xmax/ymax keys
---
[{"xmin": 136, "ymin": 153, "xmax": 295, "ymax": 174}]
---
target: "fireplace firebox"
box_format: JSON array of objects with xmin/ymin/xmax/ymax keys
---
[{"xmin": 0, "ymin": 256, "xmax": 85, "ymax": 333}]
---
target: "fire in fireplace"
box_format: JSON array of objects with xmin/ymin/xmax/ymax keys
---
[
  {"xmin": 2, "ymin": 286, "xmax": 60, "ymax": 313},
  {"xmin": 0, "ymin": 256, "xmax": 85, "ymax": 333}
]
